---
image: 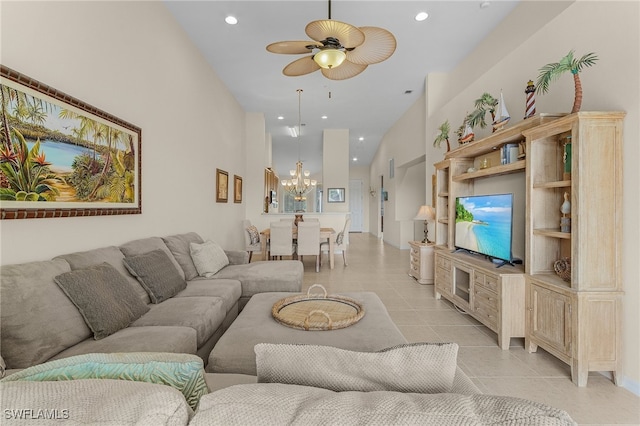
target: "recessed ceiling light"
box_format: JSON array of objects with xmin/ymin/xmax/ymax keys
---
[
  {"xmin": 415, "ymin": 12, "xmax": 429, "ymax": 21},
  {"xmin": 277, "ymin": 116, "xmax": 284, "ymax": 120},
  {"xmin": 359, "ymin": 137, "xmax": 364, "ymax": 141},
  {"xmin": 353, "ymin": 157, "xmax": 358, "ymax": 162},
  {"xmin": 225, "ymin": 16, "xmax": 238, "ymax": 25},
  {"xmin": 480, "ymin": 2, "xmax": 491, "ymax": 9},
  {"xmin": 321, "ymin": 115, "xmax": 328, "ymax": 119}
]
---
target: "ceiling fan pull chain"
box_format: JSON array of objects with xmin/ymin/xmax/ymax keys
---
[{"xmin": 328, "ymin": 0, "xmax": 331, "ymax": 20}]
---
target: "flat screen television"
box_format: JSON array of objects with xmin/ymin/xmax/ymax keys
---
[{"xmin": 455, "ymin": 193, "xmax": 514, "ymax": 265}]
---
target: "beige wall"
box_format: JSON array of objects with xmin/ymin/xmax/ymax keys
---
[
  {"xmin": 322, "ymin": 129, "xmax": 350, "ymax": 213},
  {"xmin": 0, "ymin": 1, "xmax": 249, "ymax": 263},
  {"xmin": 371, "ymin": 0, "xmax": 640, "ymax": 392}
]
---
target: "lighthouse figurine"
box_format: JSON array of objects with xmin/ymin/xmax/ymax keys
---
[{"xmin": 524, "ymin": 80, "xmax": 536, "ymax": 119}]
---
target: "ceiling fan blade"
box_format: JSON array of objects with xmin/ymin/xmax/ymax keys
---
[
  {"xmin": 283, "ymin": 56, "xmax": 321, "ymax": 77},
  {"xmin": 346, "ymin": 27, "xmax": 397, "ymax": 65},
  {"xmin": 321, "ymin": 60, "xmax": 367, "ymax": 80},
  {"xmin": 267, "ymin": 41, "xmax": 321, "ymax": 54},
  {"xmin": 305, "ymin": 20, "xmax": 365, "ymax": 48}
]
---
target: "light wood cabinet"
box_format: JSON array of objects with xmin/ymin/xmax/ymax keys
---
[
  {"xmin": 435, "ymin": 249, "xmax": 525, "ymax": 350},
  {"xmin": 408, "ymin": 241, "xmax": 434, "ymax": 284},
  {"xmin": 523, "ymin": 112, "xmax": 625, "ymax": 386},
  {"xmin": 432, "ymin": 112, "xmax": 625, "ymax": 386}
]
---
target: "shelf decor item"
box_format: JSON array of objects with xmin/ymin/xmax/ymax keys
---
[
  {"xmin": 563, "ymin": 135, "xmax": 572, "ymax": 179},
  {"xmin": 459, "ymin": 115, "xmax": 474, "ymax": 144},
  {"xmin": 536, "ymin": 50, "xmax": 598, "ymax": 113},
  {"xmin": 560, "ymin": 192, "xmax": 571, "ymax": 232},
  {"xmin": 553, "ymin": 257, "xmax": 572, "ymax": 282},
  {"xmin": 524, "ymin": 80, "xmax": 536, "ymax": 119},
  {"xmin": 467, "ymin": 92, "xmax": 498, "ymax": 131},
  {"xmin": 492, "ymin": 91, "xmax": 511, "ymax": 132},
  {"xmin": 433, "ymin": 120, "xmax": 451, "ymax": 152}
]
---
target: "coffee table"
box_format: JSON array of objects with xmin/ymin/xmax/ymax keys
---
[{"xmin": 206, "ymin": 291, "xmax": 408, "ymax": 375}]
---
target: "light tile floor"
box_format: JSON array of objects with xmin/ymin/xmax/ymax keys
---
[{"xmin": 293, "ymin": 233, "xmax": 640, "ymax": 425}]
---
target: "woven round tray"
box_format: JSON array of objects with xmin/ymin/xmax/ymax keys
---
[{"xmin": 272, "ymin": 284, "xmax": 366, "ymax": 331}]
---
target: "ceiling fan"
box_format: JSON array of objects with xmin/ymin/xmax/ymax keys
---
[{"xmin": 266, "ymin": 0, "xmax": 396, "ymax": 80}]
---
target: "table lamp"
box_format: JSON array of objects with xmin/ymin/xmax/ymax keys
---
[{"xmin": 414, "ymin": 205, "xmax": 436, "ymax": 243}]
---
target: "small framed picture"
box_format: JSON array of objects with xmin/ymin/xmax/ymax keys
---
[
  {"xmin": 327, "ymin": 188, "xmax": 345, "ymax": 203},
  {"xmin": 216, "ymin": 169, "xmax": 228, "ymax": 203},
  {"xmin": 234, "ymin": 175, "xmax": 243, "ymax": 203}
]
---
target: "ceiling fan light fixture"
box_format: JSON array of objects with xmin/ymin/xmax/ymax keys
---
[{"xmin": 313, "ymin": 49, "xmax": 346, "ymax": 69}]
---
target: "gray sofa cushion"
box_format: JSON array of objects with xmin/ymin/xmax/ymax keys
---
[
  {"xmin": 120, "ymin": 236, "xmax": 185, "ymax": 280},
  {"xmin": 124, "ymin": 249, "xmax": 186, "ymax": 303},
  {"xmin": 0, "ymin": 259, "xmax": 91, "ymax": 369},
  {"xmin": 192, "ymin": 383, "xmax": 576, "ymax": 426},
  {"xmin": 162, "ymin": 233, "xmax": 204, "ymax": 281},
  {"xmin": 55, "ymin": 246, "xmax": 150, "ymax": 304},
  {"xmin": 176, "ymin": 279, "xmax": 242, "ymax": 314},
  {"xmin": 54, "ymin": 263, "xmax": 150, "ymax": 340},
  {"xmin": 255, "ymin": 342, "xmax": 459, "ymax": 394},
  {"xmin": 50, "ymin": 326, "xmax": 198, "ymax": 361},
  {"xmin": 132, "ymin": 298, "xmax": 225, "ymax": 347},
  {"xmin": 212, "ymin": 261, "xmax": 303, "ymax": 298}
]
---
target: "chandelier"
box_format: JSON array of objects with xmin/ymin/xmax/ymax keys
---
[{"xmin": 281, "ymin": 89, "xmax": 316, "ymax": 201}]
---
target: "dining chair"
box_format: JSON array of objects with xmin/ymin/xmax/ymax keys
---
[
  {"xmin": 242, "ymin": 219, "xmax": 264, "ymax": 262},
  {"xmin": 296, "ymin": 221, "xmax": 321, "ymax": 272},
  {"xmin": 321, "ymin": 217, "xmax": 351, "ymax": 266},
  {"xmin": 269, "ymin": 221, "xmax": 295, "ymax": 260}
]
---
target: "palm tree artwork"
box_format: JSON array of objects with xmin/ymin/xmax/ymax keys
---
[
  {"xmin": 536, "ymin": 50, "xmax": 598, "ymax": 113},
  {"xmin": 433, "ymin": 120, "xmax": 451, "ymax": 152},
  {"xmin": 467, "ymin": 93, "xmax": 498, "ymax": 130}
]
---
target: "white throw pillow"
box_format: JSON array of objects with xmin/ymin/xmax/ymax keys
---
[
  {"xmin": 255, "ymin": 342, "xmax": 459, "ymax": 394},
  {"xmin": 190, "ymin": 240, "xmax": 229, "ymax": 278}
]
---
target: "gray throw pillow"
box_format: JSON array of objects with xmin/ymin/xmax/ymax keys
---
[
  {"xmin": 123, "ymin": 249, "xmax": 186, "ymax": 303},
  {"xmin": 255, "ymin": 342, "xmax": 459, "ymax": 394},
  {"xmin": 54, "ymin": 263, "xmax": 150, "ymax": 340}
]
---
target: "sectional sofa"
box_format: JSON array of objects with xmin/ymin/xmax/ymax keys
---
[
  {"xmin": 0, "ymin": 231, "xmax": 576, "ymax": 424},
  {"xmin": 0, "ymin": 232, "xmax": 303, "ymax": 371}
]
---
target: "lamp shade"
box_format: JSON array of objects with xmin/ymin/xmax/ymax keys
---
[
  {"xmin": 414, "ymin": 205, "xmax": 435, "ymax": 221},
  {"xmin": 313, "ymin": 49, "xmax": 346, "ymax": 69}
]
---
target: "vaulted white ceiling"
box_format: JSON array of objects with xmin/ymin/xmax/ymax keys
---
[{"xmin": 165, "ymin": 1, "xmax": 520, "ymax": 179}]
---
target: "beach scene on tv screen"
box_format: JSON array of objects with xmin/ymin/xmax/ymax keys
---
[{"xmin": 455, "ymin": 194, "xmax": 513, "ymax": 261}]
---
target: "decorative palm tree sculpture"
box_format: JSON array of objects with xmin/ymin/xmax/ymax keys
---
[
  {"xmin": 536, "ymin": 50, "xmax": 598, "ymax": 113},
  {"xmin": 433, "ymin": 120, "xmax": 451, "ymax": 152},
  {"xmin": 467, "ymin": 93, "xmax": 498, "ymax": 129}
]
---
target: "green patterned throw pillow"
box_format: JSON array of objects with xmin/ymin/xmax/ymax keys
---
[{"xmin": 0, "ymin": 352, "xmax": 209, "ymax": 410}]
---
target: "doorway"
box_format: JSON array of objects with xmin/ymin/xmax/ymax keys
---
[{"xmin": 349, "ymin": 179, "xmax": 363, "ymax": 232}]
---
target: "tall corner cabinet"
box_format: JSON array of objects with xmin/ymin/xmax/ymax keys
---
[
  {"xmin": 433, "ymin": 112, "xmax": 625, "ymax": 387},
  {"xmin": 523, "ymin": 111, "xmax": 624, "ymax": 387}
]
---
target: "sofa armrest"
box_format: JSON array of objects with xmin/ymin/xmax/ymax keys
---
[{"xmin": 225, "ymin": 250, "xmax": 249, "ymax": 265}]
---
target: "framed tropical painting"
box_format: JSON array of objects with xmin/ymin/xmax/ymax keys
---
[{"xmin": 0, "ymin": 66, "xmax": 141, "ymax": 219}]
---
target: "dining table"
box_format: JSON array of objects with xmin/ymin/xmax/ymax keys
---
[{"xmin": 260, "ymin": 227, "xmax": 337, "ymax": 269}]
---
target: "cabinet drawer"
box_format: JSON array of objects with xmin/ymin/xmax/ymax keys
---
[
  {"xmin": 410, "ymin": 263, "xmax": 420, "ymax": 275},
  {"xmin": 475, "ymin": 272, "xmax": 498, "ymax": 293},
  {"xmin": 474, "ymin": 303, "xmax": 498, "ymax": 330},
  {"xmin": 436, "ymin": 266, "xmax": 450, "ymax": 282},
  {"xmin": 436, "ymin": 255, "xmax": 451, "ymax": 271},
  {"xmin": 474, "ymin": 286, "xmax": 498, "ymax": 312},
  {"xmin": 410, "ymin": 248, "xmax": 420, "ymax": 258}
]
